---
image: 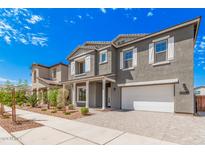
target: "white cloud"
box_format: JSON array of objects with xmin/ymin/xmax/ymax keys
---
[
  {"xmin": 26, "ymin": 15, "xmax": 43, "ymax": 24},
  {"xmin": 30, "ymin": 35, "xmax": 48, "ymax": 47},
  {"xmin": 133, "ymin": 17, "xmax": 137, "ymax": 21},
  {"xmin": 86, "ymin": 13, "xmax": 94, "ymax": 19},
  {"xmin": 200, "ymin": 41, "xmax": 205, "ymax": 49},
  {"xmin": 0, "ymin": 77, "xmax": 17, "ymax": 83},
  {"xmin": 4, "ymin": 35, "xmax": 11, "ymax": 44},
  {"xmin": 147, "ymin": 11, "xmax": 154, "ymax": 17},
  {"xmin": 24, "ymin": 26, "xmax": 31, "ymax": 30},
  {"xmin": 77, "ymin": 15, "xmax": 82, "ymax": 19},
  {"xmin": 0, "ymin": 9, "xmax": 48, "ymax": 47},
  {"xmin": 70, "ymin": 20, "xmax": 76, "ymax": 24},
  {"xmin": 100, "ymin": 8, "xmax": 106, "ymax": 14}
]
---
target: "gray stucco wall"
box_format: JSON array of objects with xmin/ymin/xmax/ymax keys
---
[
  {"xmin": 97, "ymin": 47, "xmax": 112, "ymax": 75},
  {"xmin": 116, "ymin": 25, "xmax": 195, "ymax": 113}
]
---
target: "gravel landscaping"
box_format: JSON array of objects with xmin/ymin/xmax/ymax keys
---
[
  {"xmin": 0, "ymin": 113, "xmax": 43, "ymax": 133},
  {"xmin": 17, "ymin": 106, "xmax": 92, "ymax": 120}
]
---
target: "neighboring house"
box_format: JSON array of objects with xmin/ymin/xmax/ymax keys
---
[
  {"xmin": 194, "ymin": 86, "xmax": 205, "ymax": 96},
  {"xmin": 31, "ymin": 63, "xmax": 68, "ymax": 96},
  {"xmin": 32, "ymin": 17, "xmax": 201, "ymax": 114}
]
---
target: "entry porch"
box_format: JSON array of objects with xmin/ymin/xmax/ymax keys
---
[{"xmin": 62, "ymin": 76, "xmax": 117, "ymax": 110}]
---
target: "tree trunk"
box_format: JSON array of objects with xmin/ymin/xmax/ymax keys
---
[
  {"xmin": 0, "ymin": 103, "xmax": 5, "ymax": 116},
  {"xmin": 12, "ymin": 89, "xmax": 17, "ymax": 123}
]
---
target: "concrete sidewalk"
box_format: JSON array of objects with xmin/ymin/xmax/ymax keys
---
[
  {"xmin": 0, "ymin": 126, "xmax": 21, "ymax": 145},
  {"xmin": 3, "ymin": 107, "xmax": 176, "ymax": 145}
]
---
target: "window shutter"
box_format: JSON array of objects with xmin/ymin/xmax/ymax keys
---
[
  {"xmin": 71, "ymin": 61, "xmax": 75, "ymax": 75},
  {"xmin": 133, "ymin": 48, "xmax": 137, "ymax": 67},
  {"xmin": 120, "ymin": 51, "xmax": 123, "ymax": 69},
  {"xmin": 149, "ymin": 43, "xmax": 154, "ymax": 64},
  {"xmin": 85, "ymin": 55, "xmax": 91, "ymax": 72},
  {"xmin": 168, "ymin": 37, "xmax": 174, "ymax": 60}
]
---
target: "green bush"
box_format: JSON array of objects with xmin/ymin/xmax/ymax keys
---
[
  {"xmin": 57, "ymin": 102, "xmax": 64, "ymax": 110},
  {"xmin": 68, "ymin": 104, "xmax": 75, "ymax": 110},
  {"xmin": 48, "ymin": 89, "xmax": 58, "ymax": 107},
  {"xmin": 26, "ymin": 94, "xmax": 38, "ymax": 107},
  {"xmin": 41, "ymin": 108, "xmax": 47, "ymax": 111},
  {"xmin": 51, "ymin": 109, "xmax": 57, "ymax": 113},
  {"xmin": 64, "ymin": 111, "xmax": 70, "ymax": 115},
  {"xmin": 80, "ymin": 107, "xmax": 89, "ymax": 115}
]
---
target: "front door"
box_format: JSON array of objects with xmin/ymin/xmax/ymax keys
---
[{"xmin": 107, "ymin": 87, "xmax": 111, "ymax": 107}]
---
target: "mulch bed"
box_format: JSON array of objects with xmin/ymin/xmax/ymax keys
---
[
  {"xmin": 0, "ymin": 113, "xmax": 43, "ymax": 133},
  {"xmin": 17, "ymin": 106, "xmax": 91, "ymax": 120}
]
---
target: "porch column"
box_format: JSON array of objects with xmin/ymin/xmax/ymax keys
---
[
  {"xmin": 86, "ymin": 81, "xmax": 89, "ymax": 108},
  {"xmin": 102, "ymin": 79, "xmax": 106, "ymax": 110},
  {"xmin": 36, "ymin": 88, "xmax": 39, "ymax": 99},
  {"xmin": 72, "ymin": 83, "xmax": 76, "ymax": 105}
]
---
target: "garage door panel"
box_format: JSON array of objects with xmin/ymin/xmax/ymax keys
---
[{"xmin": 121, "ymin": 84, "xmax": 174, "ymax": 112}]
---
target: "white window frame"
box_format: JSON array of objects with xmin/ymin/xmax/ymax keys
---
[
  {"xmin": 99, "ymin": 50, "xmax": 108, "ymax": 64},
  {"xmin": 77, "ymin": 86, "xmax": 86, "ymax": 103},
  {"xmin": 154, "ymin": 39, "xmax": 168, "ymax": 63},
  {"xmin": 123, "ymin": 49, "xmax": 134, "ymax": 70}
]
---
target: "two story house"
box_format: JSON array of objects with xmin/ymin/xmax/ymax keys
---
[
  {"xmin": 32, "ymin": 63, "xmax": 68, "ymax": 97},
  {"xmin": 32, "ymin": 17, "xmax": 201, "ymax": 114}
]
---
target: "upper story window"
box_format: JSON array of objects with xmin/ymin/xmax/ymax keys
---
[
  {"xmin": 33, "ymin": 70, "xmax": 37, "ymax": 83},
  {"xmin": 154, "ymin": 40, "xmax": 167, "ymax": 63},
  {"xmin": 123, "ymin": 50, "xmax": 133, "ymax": 69},
  {"xmin": 52, "ymin": 68, "xmax": 57, "ymax": 79},
  {"xmin": 99, "ymin": 50, "xmax": 107, "ymax": 64},
  {"xmin": 77, "ymin": 60, "xmax": 85, "ymax": 74}
]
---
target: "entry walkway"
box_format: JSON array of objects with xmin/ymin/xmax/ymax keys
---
[{"xmin": 2, "ymin": 107, "xmax": 175, "ymax": 145}]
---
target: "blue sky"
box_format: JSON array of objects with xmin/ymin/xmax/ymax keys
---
[{"xmin": 0, "ymin": 8, "xmax": 205, "ymax": 86}]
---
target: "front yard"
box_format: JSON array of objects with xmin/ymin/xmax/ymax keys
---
[{"xmin": 17, "ymin": 105, "xmax": 91, "ymax": 120}]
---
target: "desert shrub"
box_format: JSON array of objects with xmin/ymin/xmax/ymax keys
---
[
  {"xmin": 51, "ymin": 109, "xmax": 57, "ymax": 113},
  {"xmin": 26, "ymin": 94, "xmax": 38, "ymax": 107},
  {"xmin": 57, "ymin": 103, "xmax": 64, "ymax": 110},
  {"xmin": 64, "ymin": 111, "xmax": 70, "ymax": 115},
  {"xmin": 41, "ymin": 108, "xmax": 47, "ymax": 111},
  {"xmin": 80, "ymin": 107, "xmax": 89, "ymax": 115},
  {"xmin": 48, "ymin": 89, "xmax": 58, "ymax": 107},
  {"xmin": 68, "ymin": 104, "xmax": 75, "ymax": 110}
]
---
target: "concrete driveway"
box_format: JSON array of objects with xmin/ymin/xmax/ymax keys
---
[
  {"xmin": 77, "ymin": 110, "xmax": 205, "ymax": 144},
  {"xmin": 2, "ymin": 107, "xmax": 175, "ymax": 145}
]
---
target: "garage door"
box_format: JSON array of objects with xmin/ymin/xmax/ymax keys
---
[{"xmin": 121, "ymin": 84, "xmax": 174, "ymax": 112}]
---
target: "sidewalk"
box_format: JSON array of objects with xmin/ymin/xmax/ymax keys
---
[{"xmin": 3, "ymin": 107, "xmax": 176, "ymax": 145}]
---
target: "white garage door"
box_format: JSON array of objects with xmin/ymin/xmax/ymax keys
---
[{"xmin": 121, "ymin": 84, "xmax": 174, "ymax": 113}]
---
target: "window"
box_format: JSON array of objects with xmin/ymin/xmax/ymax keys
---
[
  {"xmin": 123, "ymin": 50, "xmax": 133, "ymax": 69},
  {"xmin": 100, "ymin": 50, "xmax": 107, "ymax": 64},
  {"xmin": 52, "ymin": 68, "xmax": 57, "ymax": 79},
  {"xmin": 154, "ymin": 40, "xmax": 167, "ymax": 63},
  {"xmin": 77, "ymin": 86, "xmax": 86, "ymax": 102},
  {"xmin": 75, "ymin": 60, "xmax": 85, "ymax": 75}
]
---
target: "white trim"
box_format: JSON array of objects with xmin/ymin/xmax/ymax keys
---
[
  {"xmin": 122, "ymin": 46, "xmax": 135, "ymax": 52},
  {"xmin": 152, "ymin": 35, "xmax": 170, "ymax": 43},
  {"xmin": 69, "ymin": 50, "xmax": 94, "ymax": 61},
  {"xmin": 122, "ymin": 67, "xmax": 134, "ymax": 71},
  {"xmin": 74, "ymin": 73, "xmax": 86, "ymax": 77},
  {"xmin": 152, "ymin": 60, "xmax": 170, "ymax": 66},
  {"xmin": 114, "ymin": 18, "xmax": 200, "ymax": 48},
  {"xmin": 99, "ymin": 50, "xmax": 108, "ymax": 64},
  {"xmin": 118, "ymin": 78, "xmax": 179, "ymax": 87},
  {"xmin": 77, "ymin": 86, "xmax": 86, "ymax": 103},
  {"xmin": 97, "ymin": 45, "xmax": 111, "ymax": 51}
]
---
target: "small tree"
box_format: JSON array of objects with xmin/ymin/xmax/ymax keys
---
[
  {"xmin": 48, "ymin": 88, "xmax": 58, "ymax": 108},
  {"xmin": 0, "ymin": 89, "xmax": 5, "ymax": 116}
]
